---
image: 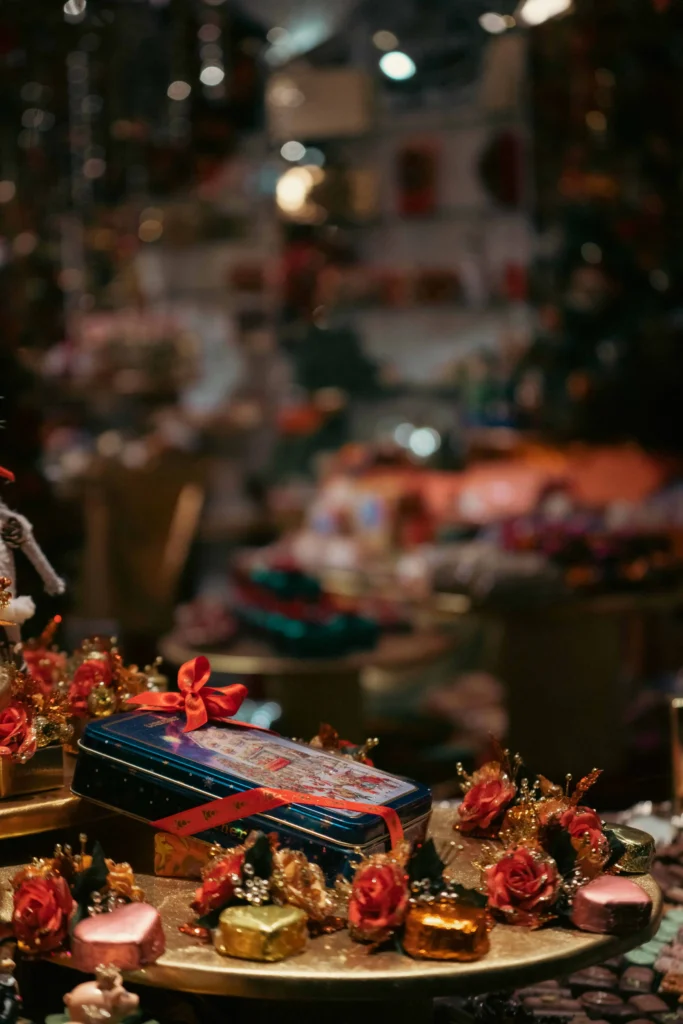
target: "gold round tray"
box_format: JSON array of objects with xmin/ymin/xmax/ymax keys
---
[
  {"xmin": 158, "ymin": 631, "xmax": 456, "ymax": 677},
  {"xmin": 9, "ymin": 809, "xmax": 660, "ymax": 1001}
]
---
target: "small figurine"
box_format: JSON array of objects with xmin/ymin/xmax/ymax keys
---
[
  {"xmin": 62, "ymin": 965, "xmax": 139, "ymax": 1024},
  {"xmin": 0, "ymin": 465, "xmax": 65, "ymax": 645},
  {"xmin": 0, "ymin": 941, "xmax": 23, "ymax": 1024}
]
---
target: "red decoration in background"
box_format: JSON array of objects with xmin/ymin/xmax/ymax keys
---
[
  {"xmin": 653, "ymin": 0, "xmax": 670, "ymax": 11},
  {"xmin": 397, "ymin": 144, "xmax": 439, "ymax": 217},
  {"xmin": 0, "ymin": 466, "xmax": 14, "ymax": 483},
  {"xmin": 69, "ymin": 658, "xmax": 113, "ymax": 718},
  {"xmin": 128, "ymin": 656, "xmax": 248, "ymax": 733}
]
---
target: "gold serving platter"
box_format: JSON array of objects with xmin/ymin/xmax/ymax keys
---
[{"xmin": 0, "ymin": 809, "xmax": 660, "ymax": 1001}]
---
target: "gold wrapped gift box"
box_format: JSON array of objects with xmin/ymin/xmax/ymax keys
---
[
  {"xmin": 605, "ymin": 824, "xmax": 655, "ymax": 875},
  {"xmin": 0, "ymin": 744, "xmax": 64, "ymax": 799},
  {"xmin": 403, "ymin": 900, "xmax": 490, "ymax": 962},
  {"xmin": 214, "ymin": 905, "xmax": 308, "ymax": 963}
]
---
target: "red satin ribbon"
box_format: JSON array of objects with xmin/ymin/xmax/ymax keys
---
[
  {"xmin": 152, "ymin": 785, "xmax": 404, "ymax": 850},
  {"xmin": 128, "ymin": 656, "xmax": 248, "ymax": 733}
]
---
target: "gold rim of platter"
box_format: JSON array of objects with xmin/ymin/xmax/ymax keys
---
[
  {"xmin": 3, "ymin": 810, "xmax": 661, "ymax": 1000},
  {"xmin": 158, "ymin": 631, "xmax": 456, "ymax": 677}
]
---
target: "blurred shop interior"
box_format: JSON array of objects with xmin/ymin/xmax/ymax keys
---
[{"xmin": 3, "ymin": 0, "xmax": 683, "ymax": 810}]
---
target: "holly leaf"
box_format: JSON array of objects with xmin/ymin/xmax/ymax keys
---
[
  {"xmin": 408, "ymin": 839, "xmax": 445, "ymax": 887},
  {"xmin": 604, "ymin": 826, "xmax": 628, "ymax": 872},
  {"xmin": 543, "ymin": 823, "xmax": 576, "ymax": 877},
  {"xmin": 196, "ymin": 907, "xmax": 223, "ymax": 929},
  {"xmin": 70, "ymin": 841, "xmax": 109, "ymax": 928},
  {"xmin": 244, "ymin": 833, "xmax": 273, "ymax": 880}
]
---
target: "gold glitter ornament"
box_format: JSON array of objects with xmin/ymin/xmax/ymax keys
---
[
  {"xmin": 33, "ymin": 715, "xmax": 60, "ymax": 748},
  {"xmin": 86, "ymin": 682, "xmax": 117, "ymax": 718},
  {"xmin": 499, "ymin": 779, "xmax": 542, "ymax": 848},
  {"xmin": 143, "ymin": 657, "xmax": 168, "ymax": 693}
]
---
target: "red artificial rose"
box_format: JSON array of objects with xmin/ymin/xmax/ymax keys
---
[
  {"xmin": 457, "ymin": 763, "xmax": 517, "ymax": 836},
  {"xmin": 68, "ymin": 658, "xmax": 112, "ymax": 717},
  {"xmin": 191, "ymin": 850, "xmax": 245, "ymax": 918},
  {"xmin": 486, "ymin": 848, "xmax": 560, "ymax": 927},
  {"xmin": 348, "ymin": 859, "xmax": 408, "ymax": 943},
  {"xmin": 12, "ymin": 874, "xmax": 74, "ymax": 953},
  {"xmin": 560, "ymin": 805, "xmax": 608, "ymax": 857},
  {"xmin": 24, "ymin": 650, "xmax": 66, "ymax": 696},
  {"xmin": 0, "ymin": 704, "xmax": 36, "ymax": 761}
]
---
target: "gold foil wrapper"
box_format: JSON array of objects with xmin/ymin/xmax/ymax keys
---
[
  {"xmin": 154, "ymin": 832, "xmax": 213, "ymax": 880},
  {"xmin": 214, "ymin": 905, "xmax": 308, "ymax": 962},
  {"xmin": 604, "ymin": 824, "xmax": 655, "ymax": 875},
  {"xmin": 403, "ymin": 901, "xmax": 490, "ymax": 962}
]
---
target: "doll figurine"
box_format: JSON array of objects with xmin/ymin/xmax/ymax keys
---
[{"xmin": 0, "ymin": 465, "xmax": 65, "ymax": 644}]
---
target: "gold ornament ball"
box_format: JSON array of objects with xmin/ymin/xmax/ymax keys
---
[
  {"xmin": 87, "ymin": 683, "xmax": 117, "ymax": 718},
  {"xmin": 33, "ymin": 715, "xmax": 57, "ymax": 748}
]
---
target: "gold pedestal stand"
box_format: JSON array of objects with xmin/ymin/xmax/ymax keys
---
[{"xmin": 0, "ymin": 754, "xmax": 109, "ymax": 839}]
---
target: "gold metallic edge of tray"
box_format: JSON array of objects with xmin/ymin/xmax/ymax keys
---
[
  {"xmin": 17, "ymin": 809, "xmax": 661, "ymax": 1000},
  {"xmin": 158, "ymin": 631, "xmax": 456, "ymax": 677},
  {"xmin": 40, "ymin": 874, "xmax": 661, "ymax": 1001}
]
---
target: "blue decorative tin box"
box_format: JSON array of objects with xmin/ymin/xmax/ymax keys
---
[{"xmin": 72, "ymin": 713, "xmax": 432, "ymax": 880}]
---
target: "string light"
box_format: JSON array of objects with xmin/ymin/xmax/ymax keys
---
[
  {"xmin": 518, "ymin": 0, "xmax": 572, "ymax": 26},
  {"xmin": 199, "ymin": 64, "xmax": 224, "ymax": 86},
  {"xmin": 63, "ymin": 0, "xmax": 86, "ymax": 22},
  {"xmin": 267, "ymin": 27, "xmax": 288, "ymax": 44},
  {"xmin": 372, "ymin": 30, "xmax": 399, "ymax": 50},
  {"xmin": 479, "ymin": 12, "xmax": 508, "ymax": 33},
  {"xmin": 379, "ymin": 51, "xmax": 416, "ymax": 81},
  {"xmin": 280, "ymin": 140, "xmax": 305, "ymax": 162},
  {"xmin": 167, "ymin": 80, "xmax": 191, "ymax": 101}
]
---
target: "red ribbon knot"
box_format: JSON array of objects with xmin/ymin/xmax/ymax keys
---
[{"xmin": 127, "ymin": 655, "xmax": 247, "ymax": 733}]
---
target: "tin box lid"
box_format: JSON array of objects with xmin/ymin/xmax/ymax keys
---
[{"xmin": 79, "ymin": 713, "xmax": 431, "ymax": 847}]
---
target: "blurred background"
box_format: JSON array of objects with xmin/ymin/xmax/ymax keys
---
[{"xmin": 4, "ymin": 0, "xmax": 683, "ymax": 810}]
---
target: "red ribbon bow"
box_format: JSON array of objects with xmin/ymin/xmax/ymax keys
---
[{"xmin": 128, "ymin": 656, "xmax": 248, "ymax": 733}]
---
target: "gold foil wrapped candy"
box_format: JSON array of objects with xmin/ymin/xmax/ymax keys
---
[
  {"xmin": 403, "ymin": 900, "xmax": 490, "ymax": 962},
  {"xmin": 604, "ymin": 824, "xmax": 655, "ymax": 875},
  {"xmin": 213, "ymin": 905, "xmax": 308, "ymax": 962}
]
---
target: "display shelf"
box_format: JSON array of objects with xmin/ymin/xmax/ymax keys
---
[{"xmin": 5, "ymin": 809, "xmax": 660, "ymax": 1003}]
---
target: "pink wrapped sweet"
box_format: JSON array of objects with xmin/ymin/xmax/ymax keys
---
[
  {"xmin": 570, "ymin": 876, "xmax": 652, "ymax": 935},
  {"xmin": 71, "ymin": 902, "xmax": 165, "ymax": 973}
]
